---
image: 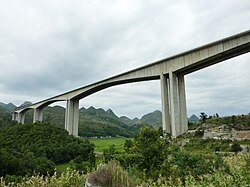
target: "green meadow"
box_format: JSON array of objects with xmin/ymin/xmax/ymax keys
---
[{"xmin": 89, "ymin": 137, "xmax": 128, "ymax": 153}]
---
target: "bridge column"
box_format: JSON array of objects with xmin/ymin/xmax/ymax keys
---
[
  {"xmin": 169, "ymin": 72, "xmax": 188, "ymax": 137},
  {"xmin": 65, "ymin": 99, "xmax": 79, "ymax": 136},
  {"xmin": 160, "ymin": 73, "xmax": 171, "ymax": 134},
  {"xmin": 178, "ymin": 75, "xmax": 188, "ymax": 133},
  {"xmin": 17, "ymin": 112, "xmax": 25, "ymax": 124},
  {"xmin": 33, "ymin": 108, "xmax": 43, "ymax": 123},
  {"xmin": 11, "ymin": 112, "xmax": 16, "ymax": 121},
  {"xmin": 169, "ymin": 71, "xmax": 180, "ymax": 137}
]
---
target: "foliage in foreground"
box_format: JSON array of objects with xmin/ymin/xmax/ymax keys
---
[
  {"xmin": 0, "ymin": 154, "xmax": 249, "ymax": 187},
  {"xmin": 113, "ymin": 127, "xmax": 230, "ymax": 181},
  {"xmin": 0, "ymin": 169, "xmax": 86, "ymax": 187},
  {"xmin": 1, "ymin": 124, "xmax": 249, "ymax": 186},
  {"xmin": 138, "ymin": 154, "xmax": 250, "ymax": 186},
  {"xmin": 101, "ymin": 127, "xmax": 249, "ymax": 185}
]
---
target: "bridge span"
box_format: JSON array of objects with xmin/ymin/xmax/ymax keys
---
[{"xmin": 12, "ymin": 30, "xmax": 250, "ymax": 137}]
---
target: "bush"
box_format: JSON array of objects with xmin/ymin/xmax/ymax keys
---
[
  {"xmin": 87, "ymin": 161, "xmax": 134, "ymax": 187},
  {"xmin": 231, "ymin": 143, "xmax": 242, "ymax": 153},
  {"xmin": 162, "ymin": 149, "xmax": 230, "ymax": 182},
  {"xmin": 114, "ymin": 153, "xmax": 143, "ymax": 169}
]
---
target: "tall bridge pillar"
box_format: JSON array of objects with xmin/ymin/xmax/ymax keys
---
[
  {"xmin": 17, "ymin": 112, "xmax": 25, "ymax": 124},
  {"xmin": 65, "ymin": 99, "xmax": 79, "ymax": 136},
  {"xmin": 33, "ymin": 108, "xmax": 43, "ymax": 123},
  {"xmin": 160, "ymin": 72, "xmax": 188, "ymax": 137},
  {"xmin": 178, "ymin": 75, "xmax": 188, "ymax": 134},
  {"xmin": 160, "ymin": 73, "xmax": 171, "ymax": 134},
  {"xmin": 11, "ymin": 112, "xmax": 16, "ymax": 121}
]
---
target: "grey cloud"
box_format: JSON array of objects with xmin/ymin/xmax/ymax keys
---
[
  {"xmin": 186, "ymin": 53, "xmax": 250, "ymax": 117},
  {"xmin": 0, "ymin": 0, "xmax": 250, "ymax": 118}
]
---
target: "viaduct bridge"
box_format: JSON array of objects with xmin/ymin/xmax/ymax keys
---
[{"xmin": 12, "ymin": 30, "xmax": 250, "ymax": 137}]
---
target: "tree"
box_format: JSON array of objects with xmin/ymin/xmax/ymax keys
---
[
  {"xmin": 124, "ymin": 139, "xmax": 133, "ymax": 153},
  {"xmin": 231, "ymin": 143, "xmax": 242, "ymax": 153},
  {"xmin": 103, "ymin": 145, "xmax": 117, "ymax": 163},
  {"xmin": 231, "ymin": 115, "xmax": 236, "ymax": 125},
  {"xmin": 128, "ymin": 127, "xmax": 170, "ymax": 179},
  {"xmin": 200, "ymin": 112, "xmax": 208, "ymax": 123}
]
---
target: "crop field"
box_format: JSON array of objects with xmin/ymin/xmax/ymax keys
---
[{"xmin": 89, "ymin": 137, "xmax": 129, "ymax": 153}]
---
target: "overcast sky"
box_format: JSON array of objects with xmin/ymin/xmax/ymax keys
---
[{"xmin": 0, "ymin": 0, "xmax": 250, "ymax": 118}]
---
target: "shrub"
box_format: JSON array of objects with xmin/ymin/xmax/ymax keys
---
[
  {"xmin": 87, "ymin": 161, "xmax": 134, "ymax": 187},
  {"xmin": 231, "ymin": 143, "xmax": 242, "ymax": 153},
  {"xmin": 169, "ymin": 150, "xmax": 230, "ymax": 181}
]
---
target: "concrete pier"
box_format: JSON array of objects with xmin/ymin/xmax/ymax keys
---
[
  {"xmin": 160, "ymin": 73, "xmax": 171, "ymax": 134},
  {"xmin": 178, "ymin": 75, "xmax": 188, "ymax": 134},
  {"xmin": 17, "ymin": 112, "xmax": 25, "ymax": 124},
  {"xmin": 11, "ymin": 113, "xmax": 16, "ymax": 121},
  {"xmin": 160, "ymin": 73, "xmax": 188, "ymax": 137},
  {"xmin": 65, "ymin": 99, "xmax": 79, "ymax": 136},
  {"xmin": 33, "ymin": 108, "xmax": 43, "ymax": 123}
]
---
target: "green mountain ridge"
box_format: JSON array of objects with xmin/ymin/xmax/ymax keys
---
[
  {"xmin": 0, "ymin": 101, "xmax": 200, "ymax": 137},
  {"xmin": 0, "ymin": 102, "xmax": 16, "ymax": 111}
]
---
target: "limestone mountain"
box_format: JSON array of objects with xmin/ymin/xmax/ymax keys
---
[
  {"xmin": 141, "ymin": 110, "xmax": 162, "ymax": 127},
  {"xmin": 1, "ymin": 101, "xmax": 249, "ymax": 136},
  {"xmin": 0, "ymin": 101, "xmax": 162, "ymax": 136},
  {"xmin": 21, "ymin": 105, "xmax": 136, "ymax": 137},
  {"xmin": 120, "ymin": 111, "xmax": 162, "ymax": 128},
  {"xmin": 188, "ymin": 114, "xmax": 199, "ymax": 122},
  {"xmin": 20, "ymin": 101, "xmax": 32, "ymax": 107},
  {"xmin": 0, "ymin": 102, "xmax": 16, "ymax": 111}
]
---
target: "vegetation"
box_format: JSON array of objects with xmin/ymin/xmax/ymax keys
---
[
  {"xmin": 0, "ymin": 104, "xmax": 250, "ymax": 186},
  {"xmin": 87, "ymin": 127, "xmax": 249, "ymax": 186},
  {"xmin": 205, "ymin": 114, "xmax": 250, "ymax": 130},
  {"xmin": 89, "ymin": 137, "xmax": 128, "ymax": 153},
  {"xmin": 0, "ymin": 122, "xmax": 95, "ymax": 177},
  {"xmin": 21, "ymin": 106, "xmax": 141, "ymax": 138},
  {"xmin": 0, "ymin": 169, "xmax": 87, "ymax": 187},
  {"xmin": 0, "ymin": 153, "xmax": 249, "ymax": 186},
  {"xmin": 0, "ymin": 122, "xmax": 249, "ymax": 186},
  {"xmin": 87, "ymin": 161, "xmax": 133, "ymax": 187}
]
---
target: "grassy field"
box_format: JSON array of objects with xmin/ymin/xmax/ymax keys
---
[
  {"xmin": 56, "ymin": 137, "xmax": 128, "ymax": 171},
  {"xmin": 89, "ymin": 137, "xmax": 128, "ymax": 153},
  {"xmin": 55, "ymin": 163, "xmax": 71, "ymax": 172}
]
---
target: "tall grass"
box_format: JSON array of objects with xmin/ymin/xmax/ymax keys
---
[{"xmin": 0, "ymin": 169, "xmax": 86, "ymax": 187}]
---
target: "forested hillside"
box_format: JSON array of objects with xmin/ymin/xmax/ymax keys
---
[
  {"xmin": 205, "ymin": 114, "xmax": 250, "ymax": 130},
  {"xmin": 21, "ymin": 106, "xmax": 142, "ymax": 137},
  {"xmin": 0, "ymin": 122, "xmax": 94, "ymax": 177}
]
